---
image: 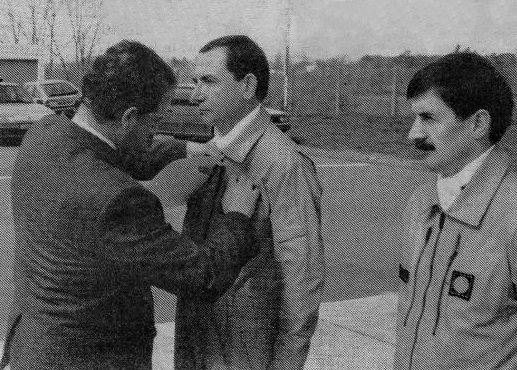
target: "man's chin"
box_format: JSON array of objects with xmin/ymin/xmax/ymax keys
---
[{"xmin": 421, "ymin": 154, "xmax": 442, "ymax": 174}]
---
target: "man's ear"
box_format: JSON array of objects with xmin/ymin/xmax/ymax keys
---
[
  {"xmin": 470, "ymin": 109, "xmax": 491, "ymax": 141},
  {"xmin": 120, "ymin": 107, "xmax": 138, "ymax": 130},
  {"xmin": 241, "ymin": 73, "xmax": 258, "ymax": 100}
]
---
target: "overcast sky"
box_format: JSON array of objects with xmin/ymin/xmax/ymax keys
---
[{"xmin": 102, "ymin": 0, "xmax": 517, "ymax": 60}]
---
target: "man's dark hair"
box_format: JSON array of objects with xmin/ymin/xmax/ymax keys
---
[
  {"xmin": 200, "ymin": 35, "xmax": 269, "ymax": 101},
  {"xmin": 407, "ymin": 52, "xmax": 514, "ymax": 144},
  {"xmin": 82, "ymin": 40, "xmax": 176, "ymax": 121}
]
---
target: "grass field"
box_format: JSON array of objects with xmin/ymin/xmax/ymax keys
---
[
  {"xmin": 288, "ymin": 110, "xmax": 517, "ymax": 163},
  {"xmin": 289, "ymin": 112, "xmax": 425, "ymax": 159}
]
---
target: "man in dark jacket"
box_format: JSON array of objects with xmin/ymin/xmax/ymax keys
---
[{"xmin": 1, "ymin": 40, "xmax": 260, "ymax": 370}]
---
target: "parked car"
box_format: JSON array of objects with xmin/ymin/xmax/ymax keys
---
[
  {"xmin": 24, "ymin": 79, "xmax": 81, "ymax": 118},
  {"xmin": 0, "ymin": 81, "xmax": 54, "ymax": 140},
  {"xmin": 156, "ymin": 83, "xmax": 291, "ymax": 142},
  {"xmin": 264, "ymin": 106, "xmax": 290, "ymax": 132}
]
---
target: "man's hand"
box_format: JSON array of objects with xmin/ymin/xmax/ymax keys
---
[{"xmin": 222, "ymin": 174, "xmax": 259, "ymax": 218}]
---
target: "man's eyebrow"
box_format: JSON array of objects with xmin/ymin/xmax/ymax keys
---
[
  {"xmin": 200, "ymin": 75, "xmax": 216, "ymax": 82},
  {"xmin": 418, "ymin": 111, "xmax": 433, "ymax": 119}
]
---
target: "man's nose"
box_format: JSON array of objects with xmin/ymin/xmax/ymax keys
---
[{"xmin": 408, "ymin": 118, "xmax": 425, "ymax": 140}]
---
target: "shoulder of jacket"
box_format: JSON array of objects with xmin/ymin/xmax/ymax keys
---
[
  {"xmin": 493, "ymin": 169, "xmax": 517, "ymax": 215},
  {"xmin": 75, "ymin": 157, "xmax": 150, "ymax": 214},
  {"xmin": 253, "ymin": 127, "xmax": 301, "ymax": 170}
]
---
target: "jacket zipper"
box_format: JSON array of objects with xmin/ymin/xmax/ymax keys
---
[
  {"xmin": 432, "ymin": 233, "xmax": 461, "ymax": 335},
  {"xmin": 404, "ymin": 226, "xmax": 433, "ymax": 326},
  {"xmin": 408, "ymin": 212, "xmax": 445, "ymax": 370}
]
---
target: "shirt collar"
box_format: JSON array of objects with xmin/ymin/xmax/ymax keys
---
[
  {"xmin": 421, "ymin": 146, "xmax": 509, "ymax": 227},
  {"xmin": 71, "ymin": 115, "xmax": 117, "ymax": 150},
  {"xmin": 436, "ymin": 145, "xmax": 494, "ymax": 210},
  {"xmin": 210, "ymin": 104, "xmax": 268, "ymax": 163}
]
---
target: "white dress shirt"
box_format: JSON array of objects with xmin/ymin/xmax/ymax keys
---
[
  {"xmin": 71, "ymin": 115, "xmax": 117, "ymax": 150},
  {"xmin": 437, "ymin": 145, "xmax": 494, "ymax": 210},
  {"xmin": 210, "ymin": 104, "xmax": 261, "ymax": 163}
]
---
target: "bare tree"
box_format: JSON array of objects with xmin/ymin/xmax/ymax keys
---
[
  {"xmin": 22, "ymin": 0, "xmax": 47, "ymax": 44},
  {"xmin": 0, "ymin": 0, "xmax": 53, "ymax": 44},
  {"xmin": 43, "ymin": 0, "xmax": 59, "ymax": 75},
  {"xmin": 0, "ymin": 0, "xmax": 26, "ymax": 44},
  {"xmin": 53, "ymin": 0, "xmax": 105, "ymax": 78},
  {"xmin": 0, "ymin": 0, "xmax": 105, "ymax": 80}
]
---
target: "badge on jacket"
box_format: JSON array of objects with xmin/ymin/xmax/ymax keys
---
[{"xmin": 449, "ymin": 270, "xmax": 475, "ymax": 301}]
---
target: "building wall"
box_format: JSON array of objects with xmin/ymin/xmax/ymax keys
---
[
  {"xmin": 0, "ymin": 59, "xmax": 39, "ymax": 84},
  {"xmin": 0, "ymin": 44, "xmax": 43, "ymax": 82}
]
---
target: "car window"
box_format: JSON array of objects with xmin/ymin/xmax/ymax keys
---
[
  {"xmin": 31, "ymin": 87, "xmax": 42, "ymax": 99},
  {"xmin": 0, "ymin": 85, "xmax": 33, "ymax": 103},
  {"xmin": 25, "ymin": 85, "xmax": 41, "ymax": 99},
  {"xmin": 171, "ymin": 87, "xmax": 197, "ymax": 106},
  {"xmin": 41, "ymin": 82, "xmax": 79, "ymax": 97}
]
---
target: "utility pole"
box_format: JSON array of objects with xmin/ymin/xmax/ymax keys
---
[
  {"xmin": 283, "ymin": 0, "xmax": 291, "ymax": 113},
  {"xmin": 335, "ymin": 78, "xmax": 340, "ymax": 115},
  {"xmin": 390, "ymin": 64, "xmax": 398, "ymax": 117},
  {"xmin": 335, "ymin": 58, "xmax": 344, "ymax": 116}
]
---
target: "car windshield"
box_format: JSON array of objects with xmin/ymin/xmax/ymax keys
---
[
  {"xmin": 0, "ymin": 85, "xmax": 32, "ymax": 103},
  {"xmin": 41, "ymin": 82, "xmax": 79, "ymax": 97}
]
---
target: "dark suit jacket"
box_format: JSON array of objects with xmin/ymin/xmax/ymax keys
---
[
  {"xmin": 1, "ymin": 115, "xmax": 256, "ymax": 370},
  {"xmin": 175, "ymin": 108, "xmax": 324, "ymax": 370}
]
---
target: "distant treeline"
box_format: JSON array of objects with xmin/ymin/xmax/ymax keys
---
[{"xmin": 44, "ymin": 51, "xmax": 517, "ymax": 117}]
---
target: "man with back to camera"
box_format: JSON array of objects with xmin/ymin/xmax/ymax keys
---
[
  {"xmin": 395, "ymin": 52, "xmax": 517, "ymax": 369},
  {"xmin": 0, "ymin": 39, "xmax": 262, "ymax": 370},
  {"xmin": 172, "ymin": 35, "xmax": 325, "ymax": 370}
]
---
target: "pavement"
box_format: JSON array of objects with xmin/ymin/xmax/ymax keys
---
[{"xmin": 0, "ymin": 293, "xmax": 398, "ymax": 370}]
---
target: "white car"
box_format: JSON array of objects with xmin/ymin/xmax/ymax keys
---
[
  {"xmin": 24, "ymin": 79, "xmax": 81, "ymax": 118},
  {"xmin": 0, "ymin": 81, "xmax": 54, "ymax": 140}
]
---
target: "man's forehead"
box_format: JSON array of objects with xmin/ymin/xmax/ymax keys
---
[
  {"xmin": 194, "ymin": 47, "xmax": 228, "ymax": 75},
  {"xmin": 410, "ymin": 89, "xmax": 447, "ymax": 112}
]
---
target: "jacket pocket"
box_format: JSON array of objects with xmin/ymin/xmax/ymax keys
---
[{"xmin": 442, "ymin": 251, "xmax": 506, "ymax": 345}]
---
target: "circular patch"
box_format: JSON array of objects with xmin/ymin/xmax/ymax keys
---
[{"xmin": 453, "ymin": 275, "xmax": 471, "ymax": 294}]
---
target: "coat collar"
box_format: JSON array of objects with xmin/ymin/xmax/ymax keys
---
[
  {"xmin": 66, "ymin": 115, "xmax": 126, "ymax": 171},
  {"xmin": 71, "ymin": 114, "xmax": 117, "ymax": 150},
  {"xmin": 419, "ymin": 147, "xmax": 510, "ymax": 227},
  {"xmin": 210, "ymin": 106, "xmax": 270, "ymax": 163}
]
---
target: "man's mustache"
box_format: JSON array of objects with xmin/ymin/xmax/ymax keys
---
[{"xmin": 413, "ymin": 138, "xmax": 435, "ymax": 151}]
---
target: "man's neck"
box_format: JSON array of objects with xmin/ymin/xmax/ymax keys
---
[
  {"xmin": 73, "ymin": 104, "xmax": 118, "ymax": 145},
  {"xmin": 215, "ymin": 103, "xmax": 259, "ymax": 136},
  {"xmin": 439, "ymin": 144, "xmax": 492, "ymax": 178}
]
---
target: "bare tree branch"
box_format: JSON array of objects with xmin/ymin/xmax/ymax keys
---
[
  {"xmin": 0, "ymin": 0, "xmax": 105, "ymax": 80},
  {"xmin": 60, "ymin": 0, "xmax": 105, "ymax": 74}
]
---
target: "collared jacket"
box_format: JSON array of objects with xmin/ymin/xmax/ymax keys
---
[
  {"xmin": 175, "ymin": 107, "xmax": 325, "ymax": 370},
  {"xmin": 395, "ymin": 148, "xmax": 517, "ymax": 370},
  {"xmin": 1, "ymin": 115, "xmax": 257, "ymax": 370}
]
